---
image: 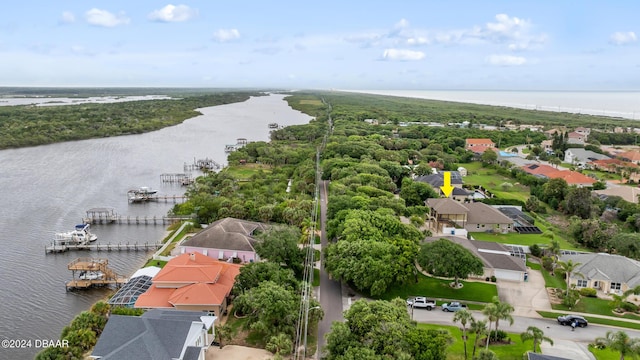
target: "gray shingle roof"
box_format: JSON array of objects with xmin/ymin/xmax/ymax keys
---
[
  {"xmin": 527, "ymin": 353, "xmax": 572, "ymax": 360},
  {"xmin": 181, "ymin": 217, "xmax": 270, "ymax": 252},
  {"xmin": 92, "ymin": 309, "xmax": 208, "ymax": 360},
  {"xmin": 464, "ymin": 203, "xmax": 514, "ymax": 225},
  {"xmin": 560, "ymin": 253, "xmax": 640, "ymax": 287},
  {"xmin": 415, "ymin": 172, "xmax": 464, "ymax": 187},
  {"xmin": 423, "ymin": 236, "xmax": 525, "ymax": 272}
]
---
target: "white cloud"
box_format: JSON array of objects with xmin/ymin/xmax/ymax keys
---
[
  {"xmin": 212, "ymin": 29, "xmax": 241, "ymax": 42},
  {"xmin": 407, "ymin": 36, "xmax": 430, "ymax": 45},
  {"xmin": 486, "ymin": 54, "xmax": 527, "ymax": 66},
  {"xmin": 60, "ymin": 11, "xmax": 75, "ymax": 24},
  {"xmin": 148, "ymin": 4, "xmax": 197, "ymax": 22},
  {"xmin": 394, "ymin": 19, "xmax": 410, "ymax": 29},
  {"xmin": 610, "ymin": 31, "xmax": 637, "ymax": 45},
  {"xmin": 85, "ymin": 8, "xmax": 130, "ymax": 27},
  {"xmin": 381, "ymin": 48, "xmax": 425, "ymax": 61}
]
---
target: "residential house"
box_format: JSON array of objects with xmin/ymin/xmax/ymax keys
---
[
  {"xmin": 415, "ymin": 171, "xmax": 471, "ymax": 200},
  {"xmin": 107, "ymin": 266, "xmax": 161, "ymax": 308},
  {"xmin": 465, "ymin": 138, "xmax": 496, "ymax": 153},
  {"xmin": 559, "ymin": 253, "xmax": 640, "ymax": 295},
  {"xmin": 566, "ymin": 131, "xmax": 586, "ymax": 145},
  {"xmin": 426, "ymin": 198, "xmax": 514, "ymax": 234},
  {"xmin": 520, "ymin": 164, "xmax": 596, "ymax": 187},
  {"xmin": 135, "ymin": 252, "xmax": 241, "ymax": 318},
  {"xmin": 544, "ymin": 128, "xmax": 565, "ymax": 138},
  {"xmin": 424, "ymin": 236, "xmax": 526, "ymax": 282},
  {"xmin": 91, "ymin": 309, "xmax": 216, "ymax": 360},
  {"xmin": 574, "ymin": 127, "xmax": 591, "ymax": 138},
  {"xmin": 594, "ymin": 185, "xmax": 640, "ymax": 204},
  {"xmin": 540, "ymin": 139, "xmax": 553, "ymax": 153},
  {"xmin": 619, "ymin": 150, "xmax": 640, "ymax": 165},
  {"xmin": 563, "ymin": 148, "xmax": 610, "ymax": 167},
  {"xmin": 179, "ymin": 217, "xmax": 270, "ymax": 263}
]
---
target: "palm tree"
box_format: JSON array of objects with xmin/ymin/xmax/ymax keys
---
[
  {"xmin": 453, "ymin": 309, "xmax": 474, "ymax": 360},
  {"xmin": 482, "ymin": 303, "xmax": 498, "ymax": 350},
  {"xmin": 595, "ymin": 331, "xmax": 640, "ymax": 360},
  {"xmin": 556, "ymin": 259, "xmax": 583, "ymax": 286},
  {"xmin": 520, "ymin": 326, "xmax": 553, "ymax": 353},
  {"xmin": 469, "ymin": 318, "xmax": 488, "ymax": 359},
  {"xmin": 492, "ymin": 296, "xmax": 514, "ymax": 337}
]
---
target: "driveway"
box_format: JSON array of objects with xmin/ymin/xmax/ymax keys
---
[{"xmin": 496, "ymin": 267, "xmax": 551, "ymax": 317}]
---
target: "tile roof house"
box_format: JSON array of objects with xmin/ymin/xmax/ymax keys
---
[
  {"xmin": 91, "ymin": 309, "xmax": 216, "ymax": 360},
  {"xmin": 465, "ymin": 138, "xmax": 496, "ymax": 150},
  {"xmin": 559, "ymin": 253, "xmax": 640, "ymax": 295},
  {"xmin": 179, "ymin": 217, "xmax": 270, "ymax": 263},
  {"xmin": 424, "ymin": 236, "xmax": 526, "ymax": 282},
  {"xmin": 135, "ymin": 252, "xmax": 241, "ymax": 318},
  {"xmin": 618, "ymin": 150, "xmax": 640, "ymax": 165},
  {"xmin": 566, "ymin": 132, "xmax": 586, "ymax": 145},
  {"xmin": 426, "ymin": 198, "xmax": 514, "ymax": 234},
  {"xmin": 563, "ymin": 148, "xmax": 610, "ymax": 167},
  {"xmin": 520, "ymin": 164, "xmax": 596, "ymax": 187}
]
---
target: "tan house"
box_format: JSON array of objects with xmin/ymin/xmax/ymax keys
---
[
  {"xmin": 619, "ymin": 150, "xmax": 640, "ymax": 165},
  {"xmin": 426, "ymin": 198, "xmax": 514, "ymax": 234},
  {"xmin": 560, "ymin": 253, "xmax": 640, "ymax": 296},
  {"xmin": 465, "ymin": 138, "xmax": 496, "ymax": 151}
]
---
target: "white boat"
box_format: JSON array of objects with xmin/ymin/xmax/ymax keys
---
[
  {"xmin": 128, "ymin": 186, "xmax": 159, "ymax": 202},
  {"xmin": 78, "ymin": 271, "xmax": 104, "ymax": 280},
  {"xmin": 54, "ymin": 224, "xmax": 98, "ymax": 245}
]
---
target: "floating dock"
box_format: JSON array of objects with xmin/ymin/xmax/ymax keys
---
[
  {"xmin": 47, "ymin": 242, "xmax": 162, "ymax": 254},
  {"xmin": 65, "ymin": 257, "xmax": 128, "ymax": 291}
]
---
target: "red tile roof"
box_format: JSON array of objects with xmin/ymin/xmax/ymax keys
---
[
  {"xmin": 134, "ymin": 252, "xmax": 242, "ymax": 308},
  {"xmin": 466, "ymin": 138, "xmax": 495, "ymax": 146},
  {"xmin": 467, "ymin": 145, "xmax": 495, "ymax": 154},
  {"xmin": 619, "ymin": 150, "xmax": 640, "ymax": 162},
  {"xmin": 521, "ymin": 164, "xmax": 596, "ymax": 185}
]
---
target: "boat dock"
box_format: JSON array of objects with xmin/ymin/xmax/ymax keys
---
[
  {"xmin": 47, "ymin": 242, "xmax": 162, "ymax": 254},
  {"xmin": 225, "ymin": 138, "xmax": 249, "ymax": 153},
  {"xmin": 128, "ymin": 193, "xmax": 187, "ymax": 203},
  {"xmin": 83, "ymin": 208, "xmax": 193, "ymax": 225},
  {"xmin": 65, "ymin": 257, "xmax": 128, "ymax": 291},
  {"xmin": 183, "ymin": 158, "xmax": 221, "ymax": 171},
  {"xmin": 160, "ymin": 173, "xmax": 194, "ymax": 185}
]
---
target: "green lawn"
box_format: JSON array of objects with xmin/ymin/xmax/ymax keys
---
[
  {"xmin": 537, "ymin": 311, "xmax": 640, "ymax": 330},
  {"xmin": 222, "ymin": 163, "xmax": 272, "ymax": 180},
  {"xmin": 418, "ymin": 323, "xmax": 531, "ymax": 360},
  {"xmin": 312, "ymin": 268, "xmax": 320, "ymax": 287},
  {"xmin": 462, "ymin": 163, "xmax": 531, "ymax": 203},
  {"xmin": 552, "ymin": 297, "xmax": 640, "ymax": 321},
  {"xmin": 590, "ymin": 345, "xmax": 624, "ymax": 360},
  {"xmin": 540, "ymin": 269, "xmax": 567, "ymax": 290},
  {"xmin": 379, "ymin": 272, "xmax": 498, "ymax": 303}
]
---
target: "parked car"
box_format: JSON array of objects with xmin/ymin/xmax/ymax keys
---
[
  {"xmin": 557, "ymin": 314, "xmax": 588, "ymax": 327},
  {"xmin": 406, "ymin": 296, "xmax": 436, "ymax": 310},
  {"xmin": 441, "ymin": 302, "xmax": 467, "ymax": 312}
]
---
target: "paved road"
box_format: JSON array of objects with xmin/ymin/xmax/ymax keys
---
[
  {"xmin": 316, "ymin": 180, "xmax": 343, "ymax": 358},
  {"xmin": 411, "ymin": 308, "xmax": 640, "ymax": 342}
]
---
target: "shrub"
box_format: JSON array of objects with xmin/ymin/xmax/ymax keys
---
[
  {"xmin": 579, "ymin": 288, "xmax": 597, "ymax": 298},
  {"xmin": 622, "ymin": 302, "xmax": 639, "ymax": 313},
  {"xmin": 488, "ymin": 329, "xmax": 509, "ymax": 342},
  {"xmin": 490, "ymin": 275, "xmax": 497, "ymax": 282},
  {"xmin": 542, "ymin": 256, "xmax": 554, "ymax": 272},
  {"xmin": 529, "ymin": 244, "xmax": 542, "ymax": 258}
]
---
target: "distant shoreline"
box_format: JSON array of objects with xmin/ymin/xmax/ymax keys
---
[{"xmin": 339, "ymin": 89, "xmax": 640, "ymax": 120}]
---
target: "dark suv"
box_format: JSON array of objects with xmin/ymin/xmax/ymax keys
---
[{"xmin": 557, "ymin": 314, "xmax": 588, "ymax": 327}]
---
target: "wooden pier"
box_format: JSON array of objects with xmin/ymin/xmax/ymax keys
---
[
  {"xmin": 184, "ymin": 158, "xmax": 221, "ymax": 171},
  {"xmin": 47, "ymin": 242, "xmax": 162, "ymax": 254},
  {"xmin": 128, "ymin": 194, "xmax": 187, "ymax": 203},
  {"xmin": 65, "ymin": 257, "xmax": 128, "ymax": 291},
  {"xmin": 83, "ymin": 208, "xmax": 193, "ymax": 225},
  {"xmin": 160, "ymin": 173, "xmax": 194, "ymax": 185}
]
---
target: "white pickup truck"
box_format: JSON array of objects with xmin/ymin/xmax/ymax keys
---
[{"xmin": 406, "ymin": 296, "xmax": 437, "ymax": 310}]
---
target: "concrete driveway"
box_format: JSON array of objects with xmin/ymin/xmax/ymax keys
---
[{"xmin": 496, "ymin": 267, "xmax": 551, "ymax": 317}]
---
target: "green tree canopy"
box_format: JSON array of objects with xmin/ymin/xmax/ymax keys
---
[
  {"xmin": 255, "ymin": 226, "xmax": 305, "ymax": 277},
  {"xmin": 417, "ymin": 239, "xmax": 484, "ymax": 287}
]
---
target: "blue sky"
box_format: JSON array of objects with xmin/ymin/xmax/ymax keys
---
[{"xmin": 2, "ymin": 1, "xmax": 639, "ymax": 90}]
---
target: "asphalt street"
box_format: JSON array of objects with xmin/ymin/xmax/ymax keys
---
[{"xmin": 410, "ymin": 307, "xmax": 640, "ymax": 343}]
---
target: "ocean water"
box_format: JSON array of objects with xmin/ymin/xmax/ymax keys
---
[{"xmin": 344, "ymin": 90, "xmax": 640, "ymax": 120}]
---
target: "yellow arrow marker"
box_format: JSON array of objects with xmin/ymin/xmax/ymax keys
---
[{"xmin": 440, "ymin": 171, "xmax": 454, "ymax": 198}]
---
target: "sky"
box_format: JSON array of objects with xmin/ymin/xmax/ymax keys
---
[{"xmin": 2, "ymin": 1, "xmax": 640, "ymax": 90}]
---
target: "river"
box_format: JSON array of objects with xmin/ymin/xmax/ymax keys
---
[{"xmin": 0, "ymin": 93, "xmax": 314, "ymax": 360}]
